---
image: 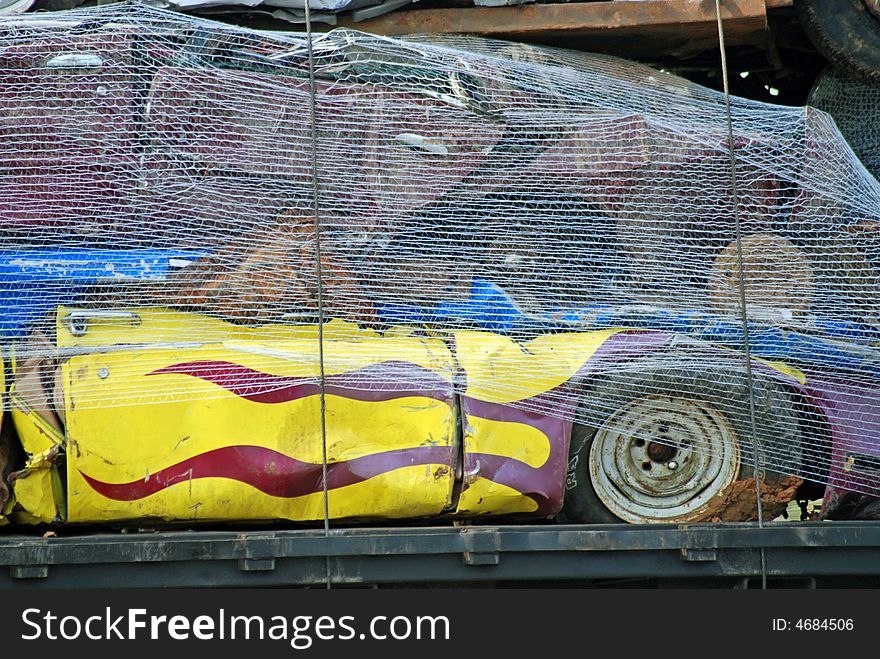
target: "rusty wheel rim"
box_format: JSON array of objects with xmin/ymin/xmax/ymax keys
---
[{"xmin": 589, "ymin": 395, "xmax": 740, "ymax": 523}]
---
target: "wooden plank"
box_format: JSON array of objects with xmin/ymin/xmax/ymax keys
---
[{"xmin": 339, "ymin": 0, "xmax": 769, "ymax": 56}]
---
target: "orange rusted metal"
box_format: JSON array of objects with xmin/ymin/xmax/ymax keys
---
[{"xmin": 339, "ymin": 0, "xmax": 771, "ymax": 56}]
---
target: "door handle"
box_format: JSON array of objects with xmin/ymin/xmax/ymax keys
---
[
  {"xmin": 44, "ymin": 53, "xmax": 104, "ymax": 69},
  {"xmin": 63, "ymin": 311, "xmax": 141, "ymax": 337}
]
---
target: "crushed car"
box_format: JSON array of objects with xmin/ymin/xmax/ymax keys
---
[{"xmin": 0, "ymin": 5, "xmax": 879, "ymax": 527}]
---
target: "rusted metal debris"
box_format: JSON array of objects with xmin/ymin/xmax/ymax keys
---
[
  {"xmin": 162, "ymin": 212, "xmax": 377, "ymax": 324},
  {"xmin": 339, "ymin": 0, "xmax": 774, "ymax": 56},
  {"xmin": 709, "ymin": 475, "xmax": 803, "ymax": 522}
]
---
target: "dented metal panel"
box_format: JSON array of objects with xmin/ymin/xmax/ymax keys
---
[
  {"xmin": 145, "ymin": 66, "xmax": 503, "ymax": 216},
  {"xmin": 8, "ymin": 445, "xmax": 66, "ymax": 525},
  {"xmin": 0, "ymin": 32, "xmax": 140, "ymax": 232},
  {"xmin": 452, "ymin": 330, "xmax": 619, "ymax": 516},
  {"xmin": 6, "ymin": 347, "xmax": 67, "ymax": 525},
  {"xmin": 0, "ymin": 2, "xmax": 876, "ymax": 538},
  {"xmin": 0, "ymin": 353, "xmax": 8, "ymax": 526},
  {"xmin": 58, "ymin": 310, "xmax": 458, "ymax": 523}
]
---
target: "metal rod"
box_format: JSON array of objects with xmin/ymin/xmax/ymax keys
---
[
  {"xmin": 714, "ymin": 0, "xmax": 767, "ymax": 589},
  {"xmin": 303, "ymin": 0, "xmax": 332, "ymax": 590}
]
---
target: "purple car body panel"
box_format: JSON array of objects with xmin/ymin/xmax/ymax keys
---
[{"xmin": 459, "ymin": 330, "xmax": 880, "ymax": 516}]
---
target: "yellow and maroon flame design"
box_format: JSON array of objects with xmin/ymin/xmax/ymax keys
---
[
  {"xmin": 79, "ymin": 444, "xmax": 453, "ymax": 501},
  {"xmin": 147, "ymin": 359, "xmax": 453, "ymax": 405},
  {"xmin": 78, "ymin": 359, "xmax": 455, "ymax": 502}
]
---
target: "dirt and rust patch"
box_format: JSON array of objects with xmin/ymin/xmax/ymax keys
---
[
  {"xmin": 158, "ymin": 211, "xmax": 376, "ymax": 325},
  {"xmin": 708, "ymin": 475, "xmax": 803, "ymax": 522}
]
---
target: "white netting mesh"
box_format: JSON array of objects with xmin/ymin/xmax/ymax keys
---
[
  {"xmin": 2, "ymin": 4, "xmax": 880, "ymax": 512},
  {"xmin": 808, "ymin": 65, "xmax": 880, "ymax": 183}
]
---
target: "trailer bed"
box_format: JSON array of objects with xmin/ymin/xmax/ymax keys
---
[{"xmin": 2, "ymin": 521, "xmax": 880, "ymax": 588}]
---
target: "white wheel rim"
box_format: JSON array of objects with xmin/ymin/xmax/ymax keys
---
[{"xmin": 589, "ymin": 395, "xmax": 740, "ymax": 523}]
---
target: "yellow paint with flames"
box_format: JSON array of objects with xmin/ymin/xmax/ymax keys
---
[
  {"xmin": 452, "ymin": 330, "xmax": 621, "ymax": 515},
  {"xmin": 454, "ymin": 415, "xmax": 552, "ymax": 514},
  {"xmin": 453, "ymin": 329, "xmax": 622, "ymax": 403},
  {"xmin": 456, "ymin": 477, "xmax": 539, "ymax": 515},
  {"xmin": 463, "ymin": 415, "xmax": 550, "ymax": 469},
  {"xmin": 59, "ymin": 309, "xmax": 459, "ymax": 523},
  {"xmin": 9, "ymin": 308, "xmax": 814, "ymax": 525}
]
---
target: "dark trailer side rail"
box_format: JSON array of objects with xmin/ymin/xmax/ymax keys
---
[{"xmin": 2, "ymin": 522, "xmax": 880, "ymax": 588}]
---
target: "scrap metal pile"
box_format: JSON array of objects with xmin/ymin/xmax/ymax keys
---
[{"xmin": 1, "ymin": 4, "xmax": 880, "ymax": 522}]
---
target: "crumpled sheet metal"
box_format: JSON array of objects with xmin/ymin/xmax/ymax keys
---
[
  {"xmin": 0, "ymin": 5, "xmax": 880, "ymax": 521},
  {"xmin": 6, "ymin": 345, "xmax": 66, "ymax": 524},
  {"xmin": 59, "ymin": 315, "xmax": 460, "ymax": 523},
  {"xmin": 7, "ymin": 445, "xmax": 66, "ymax": 525}
]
